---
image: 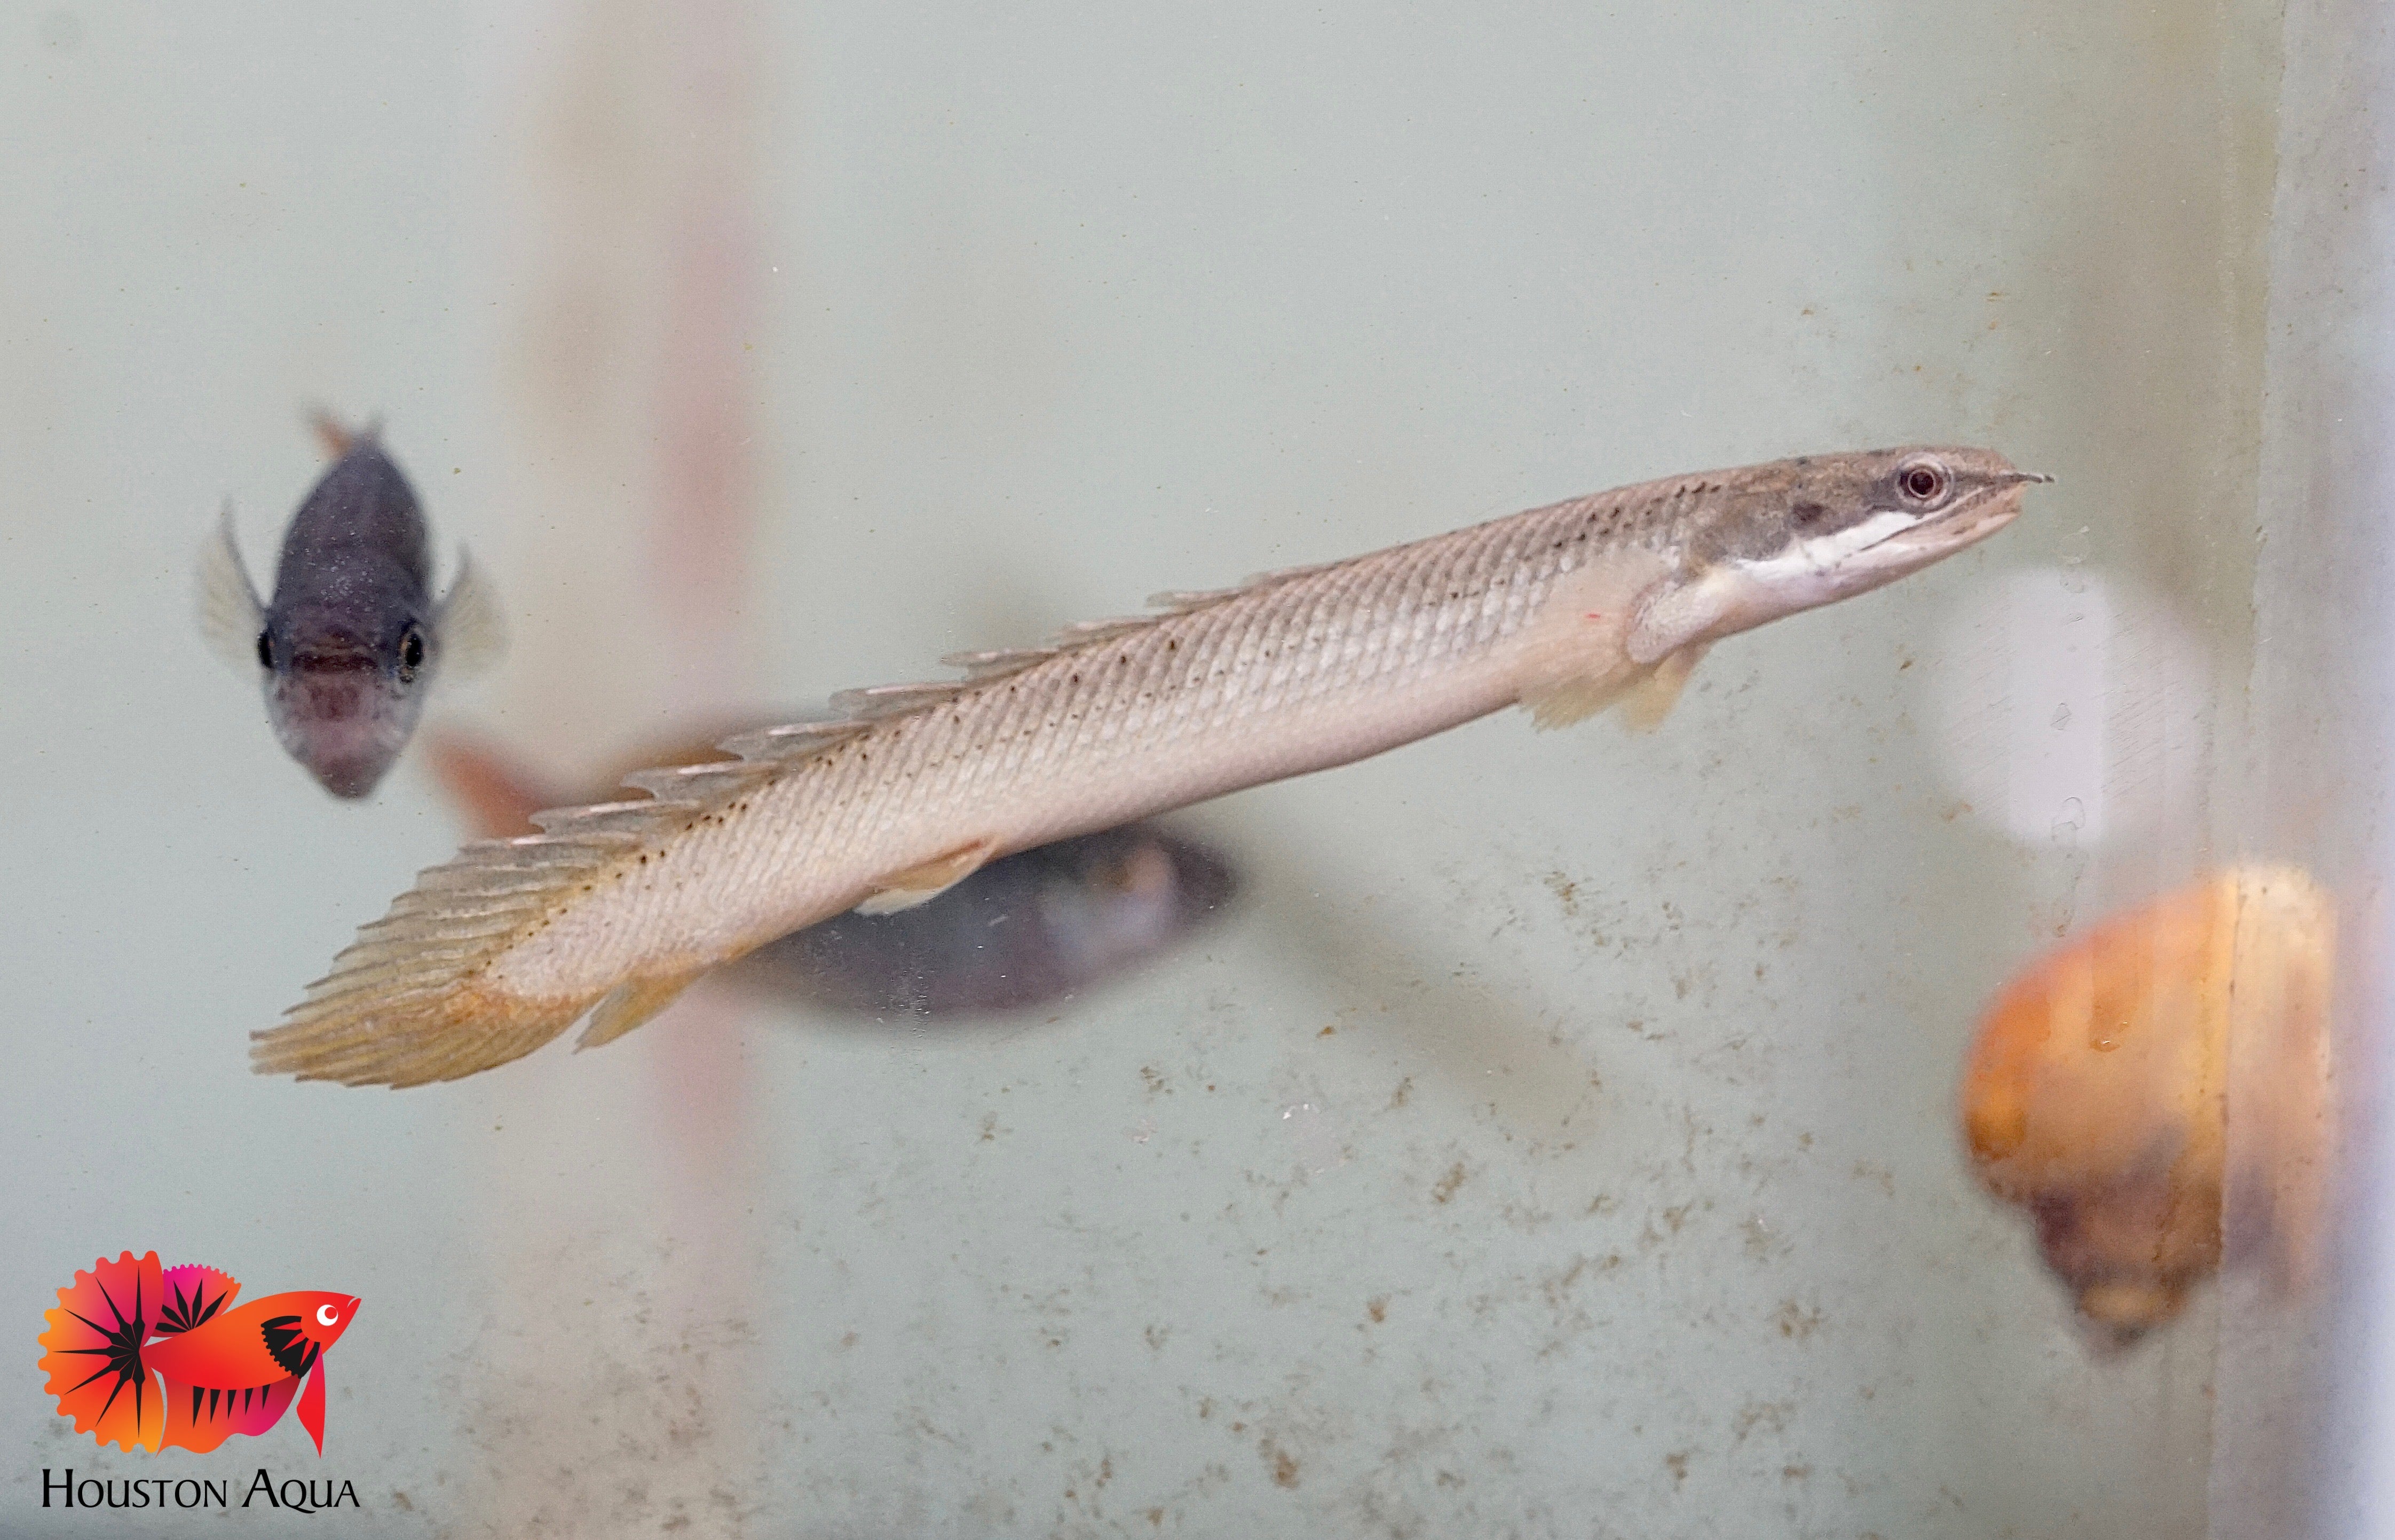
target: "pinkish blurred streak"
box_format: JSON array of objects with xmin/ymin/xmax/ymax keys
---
[
  {"xmin": 469, "ymin": 1, "xmax": 777, "ymax": 1525},
  {"xmin": 642, "ymin": 0, "xmax": 765, "ymax": 1396},
  {"xmin": 651, "ymin": 200, "xmax": 761, "ymax": 715}
]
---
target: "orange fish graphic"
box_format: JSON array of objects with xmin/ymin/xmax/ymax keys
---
[{"xmin": 36, "ymin": 1252, "xmax": 361, "ymax": 1455}]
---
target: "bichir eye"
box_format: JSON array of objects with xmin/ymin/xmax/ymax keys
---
[
  {"xmin": 399, "ymin": 627, "xmax": 426, "ymax": 678},
  {"xmin": 1898, "ymin": 461, "xmax": 1951, "ymax": 505},
  {"xmin": 256, "ymin": 631, "xmax": 274, "ymax": 669}
]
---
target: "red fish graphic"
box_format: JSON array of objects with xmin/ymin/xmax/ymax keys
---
[{"xmin": 36, "ymin": 1252, "xmax": 360, "ymax": 1455}]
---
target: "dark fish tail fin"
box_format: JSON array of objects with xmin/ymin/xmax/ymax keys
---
[
  {"xmin": 304, "ymin": 408, "xmax": 384, "ymax": 460},
  {"xmin": 195, "ymin": 502, "xmax": 266, "ymax": 674}
]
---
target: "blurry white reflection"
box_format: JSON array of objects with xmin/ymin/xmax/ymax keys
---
[{"xmin": 1932, "ymin": 564, "xmax": 2213, "ymax": 848}]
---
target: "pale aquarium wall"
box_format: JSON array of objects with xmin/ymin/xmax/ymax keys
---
[{"xmin": 4, "ymin": 1, "xmax": 2391, "ymax": 1536}]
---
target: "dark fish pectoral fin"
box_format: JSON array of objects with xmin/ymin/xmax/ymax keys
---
[
  {"xmin": 436, "ymin": 551, "xmax": 507, "ymax": 681},
  {"xmin": 195, "ymin": 502, "xmax": 267, "ymax": 675}
]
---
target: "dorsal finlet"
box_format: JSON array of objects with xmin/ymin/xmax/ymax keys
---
[{"xmin": 699, "ymin": 555, "xmax": 1339, "ymax": 769}]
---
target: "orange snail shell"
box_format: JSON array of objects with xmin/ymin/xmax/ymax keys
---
[{"xmin": 1958, "ymin": 866, "xmax": 2335, "ymax": 1344}]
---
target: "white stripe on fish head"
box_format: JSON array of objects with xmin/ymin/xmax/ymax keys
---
[{"xmin": 1630, "ymin": 448, "xmax": 2043, "ymax": 664}]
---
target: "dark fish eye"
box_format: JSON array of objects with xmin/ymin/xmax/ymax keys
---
[
  {"xmin": 399, "ymin": 627, "xmax": 426, "ymax": 678},
  {"xmin": 256, "ymin": 630, "xmax": 273, "ymax": 669},
  {"xmin": 1898, "ymin": 461, "xmax": 1951, "ymax": 505}
]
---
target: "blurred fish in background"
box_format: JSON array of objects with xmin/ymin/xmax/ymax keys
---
[
  {"xmin": 427, "ymin": 726, "xmax": 1239, "ymax": 1017},
  {"xmin": 1959, "ymin": 865, "xmax": 2336, "ymax": 1346},
  {"xmin": 196, "ymin": 414, "xmax": 504, "ymax": 797}
]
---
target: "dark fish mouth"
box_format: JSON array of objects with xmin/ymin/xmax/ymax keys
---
[
  {"xmin": 297, "ymin": 729, "xmax": 407, "ymax": 797},
  {"xmin": 290, "ymin": 650, "xmax": 380, "ymax": 673},
  {"xmin": 311, "ymin": 757, "xmax": 392, "ymax": 799},
  {"xmin": 283, "ymin": 674, "xmax": 382, "ymax": 722},
  {"xmin": 271, "ymin": 674, "xmax": 412, "ymax": 797}
]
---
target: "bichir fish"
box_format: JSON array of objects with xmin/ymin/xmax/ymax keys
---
[
  {"xmin": 254, "ymin": 446, "xmax": 2042, "ymax": 1086},
  {"xmin": 197, "ymin": 416, "xmax": 504, "ymax": 797},
  {"xmin": 426, "ymin": 728, "xmax": 1238, "ymax": 1017}
]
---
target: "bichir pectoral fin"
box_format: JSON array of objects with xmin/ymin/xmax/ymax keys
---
[
  {"xmin": 295, "ymin": 1359, "xmax": 327, "ymax": 1456},
  {"xmin": 856, "ymin": 839, "xmax": 997, "ymax": 915},
  {"xmin": 1626, "ymin": 568, "xmax": 1746, "ymax": 667},
  {"xmin": 1615, "ymin": 643, "xmax": 1711, "ymax": 732},
  {"xmin": 575, "ymin": 968, "xmax": 707, "ymax": 1051},
  {"xmin": 196, "ymin": 501, "xmax": 267, "ymax": 674},
  {"xmin": 1523, "ymin": 676, "xmax": 1629, "ymax": 731}
]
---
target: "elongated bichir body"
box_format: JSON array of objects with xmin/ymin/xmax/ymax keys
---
[
  {"xmin": 255, "ymin": 446, "xmax": 2040, "ymax": 1086},
  {"xmin": 425, "ymin": 729, "xmax": 1239, "ymax": 1017}
]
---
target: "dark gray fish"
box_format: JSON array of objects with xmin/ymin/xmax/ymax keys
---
[
  {"xmin": 197, "ymin": 418, "xmax": 502, "ymax": 797},
  {"xmin": 746, "ymin": 823, "xmax": 1237, "ymax": 1016},
  {"xmin": 426, "ymin": 729, "xmax": 1238, "ymax": 1018}
]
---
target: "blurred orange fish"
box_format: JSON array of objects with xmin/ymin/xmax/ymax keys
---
[{"xmin": 1959, "ymin": 865, "xmax": 2335, "ymax": 1344}]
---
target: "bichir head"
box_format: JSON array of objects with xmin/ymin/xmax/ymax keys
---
[
  {"xmin": 1705, "ymin": 446, "xmax": 2042, "ymax": 599},
  {"xmin": 1630, "ymin": 446, "xmax": 2045, "ymax": 665}
]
